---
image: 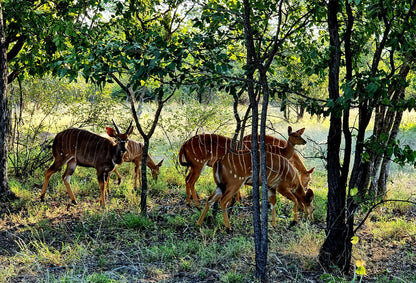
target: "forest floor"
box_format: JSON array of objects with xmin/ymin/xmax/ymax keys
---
[{"xmin": 1, "ymin": 192, "xmax": 416, "ymax": 282}]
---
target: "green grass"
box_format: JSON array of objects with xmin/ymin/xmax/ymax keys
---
[
  {"xmin": 370, "ymin": 217, "xmax": 416, "ymax": 241},
  {"xmin": 3, "ymin": 103, "xmax": 416, "ymax": 282}
]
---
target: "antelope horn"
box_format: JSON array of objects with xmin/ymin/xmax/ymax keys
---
[
  {"xmin": 125, "ymin": 121, "xmax": 133, "ymax": 134},
  {"xmin": 112, "ymin": 119, "xmax": 121, "ymax": 134}
]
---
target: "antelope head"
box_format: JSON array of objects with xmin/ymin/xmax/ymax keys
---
[
  {"xmin": 287, "ymin": 126, "xmax": 307, "ymax": 146},
  {"xmin": 106, "ymin": 119, "xmax": 133, "ymax": 164},
  {"xmin": 300, "ymin": 188, "xmax": 314, "ymax": 221},
  {"xmin": 150, "ymin": 160, "xmax": 164, "ymax": 181}
]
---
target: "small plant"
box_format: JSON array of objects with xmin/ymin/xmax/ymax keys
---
[
  {"xmin": 86, "ymin": 272, "xmax": 116, "ymax": 283},
  {"xmin": 351, "ymin": 236, "xmax": 366, "ymax": 280},
  {"xmin": 221, "ymin": 271, "xmax": 245, "ymax": 283},
  {"xmin": 122, "ymin": 213, "xmax": 153, "ymax": 229}
]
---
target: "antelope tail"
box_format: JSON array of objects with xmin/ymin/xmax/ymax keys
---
[{"xmin": 178, "ymin": 144, "xmax": 192, "ymax": 167}]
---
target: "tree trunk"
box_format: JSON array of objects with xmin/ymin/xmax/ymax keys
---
[
  {"xmin": 319, "ymin": 0, "xmax": 350, "ymax": 273},
  {"xmin": 140, "ymin": 139, "xmax": 150, "ymax": 215},
  {"xmin": 370, "ymin": 62, "xmax": 410, "ymax": 196},
  {"xmin": 0, "ymin": 3, "xmax": 16, "ymax": 201},
  {"xmin": 242, "ymin": 0, "xmax": 267, "ymax": 280},
  {"xmin": 258, "ymin": 68, "xmax": 271, "ymax": 282}
]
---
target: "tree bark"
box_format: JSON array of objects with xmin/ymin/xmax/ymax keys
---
[
  {"xmin": 370, "ymin": 63, "xmax": 410, "ymax": 196},
  {"xmin": 0, "ymin": 3, "xmax": 16, "ymax": 201},
  {"xmin": 242, "ymin": 0, "xmax": 267, "ymax": 280},
  {"xmin": 319, "ymin": 0, "xmax": 350, "ymax": 273}
]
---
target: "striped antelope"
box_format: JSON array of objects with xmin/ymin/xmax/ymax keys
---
[
  {"xmin": 179, "ymin": 127, "xmax": 308, "ymax": 207},
  {"xmin": 243, "ymin": 130, "xmax": 315, "ymax": 188},
  {"xmin": 178, "ymin": 134, "xmax": 247, "ymax": 207},
  {"xmin": 197, "ymin": 150, "xmax": 314, "ymax": 229},
  {"xmin": 111, "ymin": 139, "xmax": 163, "ymax": 188},
  {"xmin": 40, "ymin": 121, "xmax": 133, "ymax": 206}
]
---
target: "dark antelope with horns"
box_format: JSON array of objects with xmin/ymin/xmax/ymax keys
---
[{"xmin": 40, "ymin": 120, "xmax": 133, "ymax": 206}]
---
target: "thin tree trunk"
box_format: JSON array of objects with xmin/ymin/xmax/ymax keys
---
[
  {"xmin": 140, "ymin": 139, "xmax": 150, "ymax": 215},
  {"xmin": 242, "ymin": 0, "xmax": 267, "ymax": 280},
  {"xmin": 373, "ymin": 63, "xmax": 410, "ymax": 196},
  {"xmin": 0, "ymin": 3, "xmax": 16, "ymax": 201}
]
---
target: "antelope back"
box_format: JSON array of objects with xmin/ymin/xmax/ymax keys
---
[
  {"xmin": 216, "ymin": 150, "xmax": 299, "ymax": 189},
  {"xmin": 216, "ymin": 149, "xmax": 253, "ymax": 186},
  {"xmin": 243, "ymin": 127, "xmax": 306, "ymax": 147},
  {"xmin": 52, "ymin": 128, "xmax": 117, "ymax": 167},
  {"xmin": 123, "ymin": 139, "xmax": 143, "ymax": 162},
  {"xmin": 265, "ymin": 152, "xmax": 299, "ymax": 188},
  {"xmin": 181, "ymin": 134, "xmax": 241, "ymax": 166},
  {"xmin": 243, "ymin": 134, "xmax": 285, "ymax": 147}
]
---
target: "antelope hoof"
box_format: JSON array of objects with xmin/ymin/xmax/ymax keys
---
[
  {"xmin": 117, "ymin": 178, "xmax": 121, "ymax": 185},
  {"xmin": 71, "ymin": 200, "xmax": 77, "ymax": 205}
]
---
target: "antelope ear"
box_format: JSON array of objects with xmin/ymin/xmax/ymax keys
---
[
  {"xmin": 106, "ymin": 127, "xmax": 117, "ymax": 137},
  {"xmin": 157, "ymin": 159, "xmax": 164, "ymax": 167},
  {"xmin": 308, "ymin": 167, "xmax": 315, "ymax": 174},
  {"xmin": 297, "ymin": 128, "xmax": 305, "ymax": 135},
  {"xmin": 288, "ymin": 126, "xmax": 293, "ymax": 135}
]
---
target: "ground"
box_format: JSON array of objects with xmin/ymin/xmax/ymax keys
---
[{"xmin": 1, "ymin": 193, "xmax": 415, "ymax": 282}]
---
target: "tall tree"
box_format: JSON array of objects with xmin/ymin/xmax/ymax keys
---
[
  {"xmin": 57, "ymin": 0, "xmax": 199, "ymax": 215},
  {"xmin": 196, "ymin": 0, "xmax": 316, "ymax": 279},
  {"xmin": 1, "ymin": 0, "xmax": 108, "ymax": 201},
  {"xmin": 318, "ymin": 0, "xmax": 416, "ymax": 273},
  {"xmin": 0, "ymin": 2, "xmax": 15, "ymax": 201},
  {"xmin": 318, "ymin": 0, "xmax": 347, "ymax": 271}
]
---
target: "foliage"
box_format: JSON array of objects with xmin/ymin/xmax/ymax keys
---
[
  {"xmin": 7, "ymin": 77, "xmax": 118, "ymax": 181},
  {"xmin": 3, "ymin": 0, "xmax": 416, "ymax": 280},
  {"xmin": 2, "ymin": 112, "xmax": 415, "ymax": 282},
  {"xmin": 3, "ymin": 0, "xmax": 109, "ymax": 82}
]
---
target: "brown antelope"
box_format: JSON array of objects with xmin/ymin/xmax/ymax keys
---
[
  {"xmin": 197, "ymin": 150, "xmax": 314, "ymax": 229},
  {"xmin": 40, "ymin": 121, "xmax": 133, "ymax": 206},
  {"xmin": 243, "ymin": 130, "xmax": 315, "ymax": 188},
  {"xmin": 179, "ymin": 127, "xmax": 309, "ymax": 207},
  {"xmin": 178, "ymin": 134, "xmax": 247, "ymax": 207},
  {"xmin": 111, "ymin": 139, "xmax": 163, "ymax": 188}
]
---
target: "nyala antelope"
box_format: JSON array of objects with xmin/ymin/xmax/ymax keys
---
[
  {"xmin": 197, "ymin": 150, "xmax": 314, "ymax": 229},
  {"xmin": 111, "ymin": 139, "xmax": 163, "ymax": 189},
  {"xmin": 178, "ymin": 134, "xmax": 246, "ymax": 207},
  {"xmin": 243, "ymin": 129, "xmax": 315, "ymax": 188},
  {"xmin": 40, "ymin": 120, "xmax": 133, "ymax": 206},
  {"xmin": 179, "ymin": 127, "xmax": 310, "ymax": 207}
]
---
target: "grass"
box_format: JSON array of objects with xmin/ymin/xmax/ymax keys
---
[
  {"xmin": 2, "ymin": 166, "xmax": 415, "ymax": 282},
  {"xmin": 2, "ymin": 103, "xmax": 416, "ymax": 282}
]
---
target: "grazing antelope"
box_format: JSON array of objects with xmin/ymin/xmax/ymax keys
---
[
  {"xmin": 178, "ymin": 134, "xmax": 247, "ymax": 207},
  {"xmin": 111, "ymin": 139, "xmax": 163, "ymax": 188},
  {"xmin": 179, "ymin": 127, "xmax": 308, "ymax": 207},
  {"xmin": 243, "ymin": 130, "xmax": 315, "ymax": 188},
  {"xmin": 40, "ymin": 121, "xmax": 133, "ymax": 206},
  {"xmin": 197, "ymin": 150, "xmax": 314, "ymax": 229}
]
